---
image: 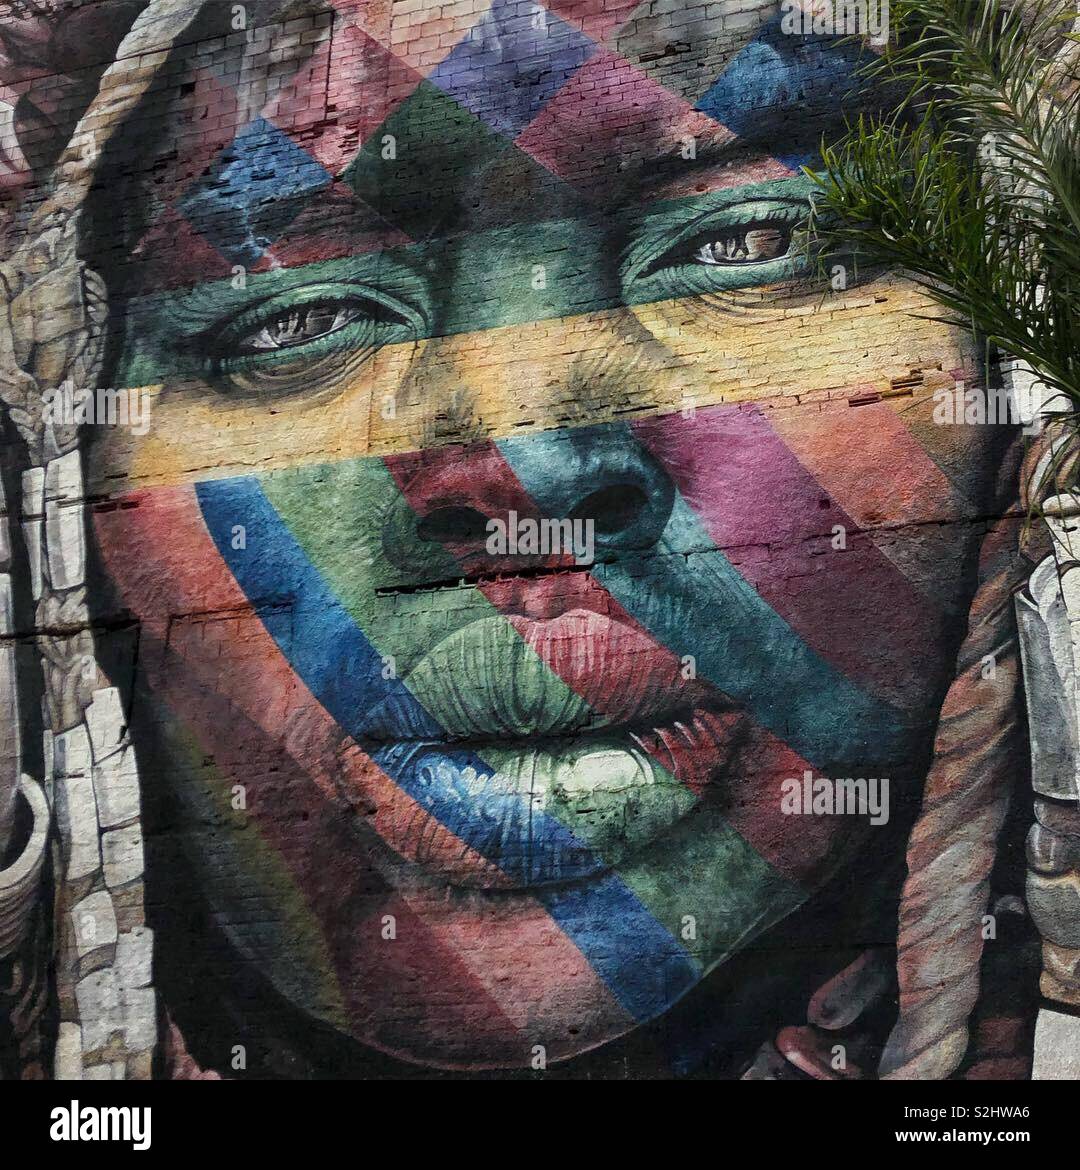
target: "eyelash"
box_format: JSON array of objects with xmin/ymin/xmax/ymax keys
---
[
  {"xmin": 619, "ymin": 199, "xmax": 812, "ymax": 302},
  {"xmin": 197, "ymin": 282, "xmax": 424, "ymax": 396},
  {"xmin": 194, "ymin": 201, "xmax": 809, "ymax": 393}
]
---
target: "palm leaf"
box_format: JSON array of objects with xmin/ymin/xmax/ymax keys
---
[{"xmin": 804, "ymin": 0, "xmax": 1080, "ymax": 503}]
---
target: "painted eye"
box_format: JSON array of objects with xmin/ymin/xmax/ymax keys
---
[
  {"xmin": 691, "ymin": 224, "xmax": 790, "ymax": 265},
  {"xmin": 240, "ymin": 302, "xmax": 368, "ymax": 353}
]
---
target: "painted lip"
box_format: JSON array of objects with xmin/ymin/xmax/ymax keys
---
[
  {"xmin": 359, "ymin": 608, "xmax": 730, "ymax": 743},
  {"xmin": 342, "ymin": 608, "xmax": 746, "ymax": 890},
  {"xmin": 348, "ymin": 708, "xmax": 746, "ymax": 892}
]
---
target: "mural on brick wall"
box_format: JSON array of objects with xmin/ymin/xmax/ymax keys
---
[{"xmin": 0, "ymin": 0, "xmax": 1076, "ymax": 1081}]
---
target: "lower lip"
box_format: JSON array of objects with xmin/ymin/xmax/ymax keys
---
[{"xmin": 340, "ymin": 707, "xmax": 744, "ymax": 891}]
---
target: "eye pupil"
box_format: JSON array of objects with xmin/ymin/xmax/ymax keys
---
[
  {"xmin": 246, "ymin": 302, "xmax": 361, "ymax": 352},
  {"xmin": 695, "ymin": 223, "xmax": 789, "ymax": 266}
]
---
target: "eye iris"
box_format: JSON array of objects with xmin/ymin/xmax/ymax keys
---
[
  {"xmin": 247, "ymin": 303, "xmax": 360, "ymax": 352},
  {"xmin": 694, "ymin": 224, "xmax": 789, "ymax": 265}
]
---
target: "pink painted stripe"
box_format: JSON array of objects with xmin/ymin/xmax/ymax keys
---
[
  {"xmin": 514, "ymin": 48, "xmax": 794, "ymax": 197},
  {"xmin": 147, "ymin": 632, "xmax": 529, "ymax": 1064},
  {"xmin": 767, "ymin": 398, "xmax": 975, "ymax": 528},
  {"xmin": 633, "ymin": 403, "xmax": 950, "ymax": 710}
]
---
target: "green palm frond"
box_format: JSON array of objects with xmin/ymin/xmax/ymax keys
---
[{"xmin": 804, "ymin": 0, "xmax": 1080, "ymax": 477}]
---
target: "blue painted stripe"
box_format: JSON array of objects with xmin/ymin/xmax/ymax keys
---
[{"xmin": 194, "ymin": 473, "xmax": 699, "ymax": 1019}]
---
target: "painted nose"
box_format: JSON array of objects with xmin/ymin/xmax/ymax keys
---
[{"xmin": 381, "ymin": 430, "xmax": 675, "ymax": 578}]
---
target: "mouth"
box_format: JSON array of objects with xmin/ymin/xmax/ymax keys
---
[{"xmin": 342, "ymin": 609, "xmax": 746, "ymax": 891}]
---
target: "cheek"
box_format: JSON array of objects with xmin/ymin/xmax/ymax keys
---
[
  {"xmin": 86, "ymin": 380, "xmax": 376, "ymax": 494},
  {"xmin": 632, "ymin": 397, "xmax": 996, "ymax": 724},
  {"xmin": 619, "ymin": 277, "xmax": 1005, "ymax": 716},
  {"xmin": 626, "ymin": 274, "xmax": 982, "ymax": 412},
  {"xmin": 90, "ymin": 479, "xmax": 638, "ymax": 1068}
]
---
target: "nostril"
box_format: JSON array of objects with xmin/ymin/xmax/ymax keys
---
[
  {"xmin": 570, "ymin": 484, "xmax": 648, "ymax": 535},
  {"xmin": 416, "ymin": 505, "xmax": 491, "ymax": 545}
]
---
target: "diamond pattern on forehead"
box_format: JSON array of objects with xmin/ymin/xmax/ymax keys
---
[
  {"xmin": 426, "ymin": 0, "xmax": 599, "ymax": 139},
  {"xmin": 261, "ymin": 21, "xmax": 423, "ymax": 175},
  {"xmin": 695, "ymin": 36, "xmax": 807, "ymax": 167},
  {"xmin": 122, "ymin": 64, "xmax": 252, "ymax": 273},
  {"xmin": 352, "ymin": 0, "xmax": 649, "ymax": 64},
  {"xmin": 130, "ymin": 15, "xmax": 420, "ymax": 275},
  {"xmin": 381, "ymin": 0, "xmax": 498, "ymax": 74},
  {"xmin": 250, "ymin": 179, "xmax": 413, "ymax": 271},
  {"xmin": 125, "ymin": 205, "xmax": 238, "ymax": 296},
  {"xmin": 145, "ymin": 14, "xmax": 340, "ymax": 207},
  {"xmin": 512, "ymin": 47, "xmax": 794, "ymax": 198},
  {"xmin": 128, "ymin": 0, "xmax": 811, "ymax": 270},
  {"xmin": 610, "ymin": 0, "xmax": 781, "ymax": 105},
  {"xmin": 175, "ymin": 116, "xmax": 334, "ymax": 266},
  {"xmin": 343, "ymin": 77, "xmax": 588, "ymax": 237},
  {"xmin": 138, "ymin": 65, "xmax": 248, "ymax": 211},
  {"xmin": 695, "ymin": 20, "xmax": 869, "ymax": 169},
  {"xmin": 127, "ymin": 184, "xmax": 410, "ymax": 293}
]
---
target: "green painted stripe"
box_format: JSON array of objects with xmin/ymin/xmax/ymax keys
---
[
  {"xmin": 258, "ymin": 459, "xmax": 590, "ymax": 715},
  {"xmin": 614, "ymin": 802, "xmax": 805, "ymax": 970},
  {"xmin": 259, "ymin": 458, "xmax": 485, "ymax": 673},
  {"xmin": 479, "ymin": 738, "xmax": 805, "ymax": 971}
]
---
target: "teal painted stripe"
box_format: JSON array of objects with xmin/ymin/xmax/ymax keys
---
[{"xmin": 495, "ymin": 425, "xmax": 914, "ymax": 775}]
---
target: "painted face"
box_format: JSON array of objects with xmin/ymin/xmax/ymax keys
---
[{"xmin": 84, "ymin": 0, "xmax": 1011, "ymax": 1071}]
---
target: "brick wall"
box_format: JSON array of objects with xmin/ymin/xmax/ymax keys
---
[{"xmin": 0, "ymin": 0, "xmax": 1037, "ymax": 1081}]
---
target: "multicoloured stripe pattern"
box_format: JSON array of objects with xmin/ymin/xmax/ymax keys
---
[
  {"xmin": 93, "ymin": 391, "xmax": 995, "ymax": 1067},
  {"xmin": 78, "ymin": 0, "xmax": 1009, "ymax": 1071}
]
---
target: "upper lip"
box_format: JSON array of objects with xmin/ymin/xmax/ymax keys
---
[
  {"xmin": 357, "ymin": 607, "xmax": 725, "ymax": 744},
  {"xmin": 338, "ymin": 601, "xmax": 745, "ymax": 891}
]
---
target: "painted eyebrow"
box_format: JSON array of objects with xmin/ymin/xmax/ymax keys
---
[{"xmin": 632, "ymin": 137, "xmax": 773, "ymax": 194}]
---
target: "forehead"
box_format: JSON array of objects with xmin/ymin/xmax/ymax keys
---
[{"xmin": 110, "ymin": 0, "xmax": 866, "ymax": 283}]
